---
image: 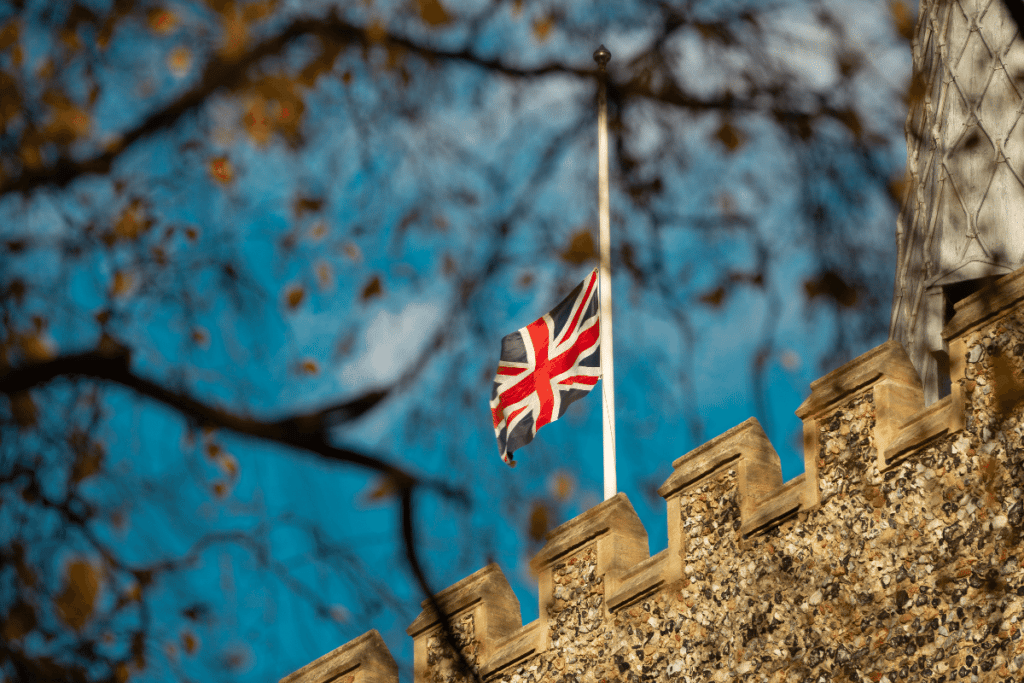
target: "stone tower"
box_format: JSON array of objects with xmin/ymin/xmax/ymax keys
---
[{"xmin": 891, "ymin": 0, "xmax": 1024, "ymax": 405}]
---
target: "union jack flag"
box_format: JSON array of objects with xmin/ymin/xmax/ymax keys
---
[{"xmin": 490, "ymin": 269, "xmax": 601, "ymax": 466}]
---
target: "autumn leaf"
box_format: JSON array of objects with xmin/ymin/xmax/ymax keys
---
[
  {"xmin": 309, "ymin": 221, "xmax": 328, "ymax": 241},
  {"xmin": 219, "ymin": 6, "xmax": 248, "ymax": 60},
  {"xmin": 20, "ymin": 332, "xmax": 54, "ymax": 361},
  {"xmin": 560, "ymin": 230, "xmax": 596, "ymax": 265},
  {"xmin": 203, "ymin": 442, "xmax": 222, "ymax": 463},
  {"xmin": 112, "ymin": 270, "xmax": 136, "ymax": 298},
  {"xmin": 550, "ymin": 471, "xmax": 574, "ymax": 502},
  {"xmin": 698, "ymin": 285, "xmax": 726, "ymax": 308},
  {"xmin": 360, "ymin": 275, "xmax": 383, "ymax": 301},
  {"xmin": 293, "ymin": 195, "xmax": 324, "ymax": 218},
  {"xmin": 714, "ymin": 121, "xmax": 745, "ymax": 152},
  {"xmin": 113, "ymin": 199, "xmax": 151, "ymax": 242},
  {"xmin": 343, "ymin": 242, "xmax": 363, "ymax": 263},
  {"xmin": 803, "ymin": 270, "xmax": 859, "ymax": 307},
  {"xmin": 55, "ymin": 559, "xmax": 101, "ymax": 631},
  {"xmin": 417, "ymin": 0, "xmax": 451, "ymax": 26},
  {"xmin": 209, "ymin": 156, "xmax": 233, "ymax": 183},
  {"xmin": 527, "ymin": 500, "xmax": 550, "ymax": 541},
  {"xmin": 299, "ymin": 358, "xmax": 319, "ymax": 375},
  {"xmin": 285, "ymin": 285, "xmax": 305, "ymax": 310},
  {"xmin": 213, "ymin": 482, "xmax": 228, "ymax": 498},
  {"xmin": 167, "ymin": 46, "xmax": 192, "ymax": 78},
  {"xmin": 191, "ymin": 326, "xmax": 211, "ymax": 349},
  {"xmin": 890, "ymin": 0, "xmax": 914, "ymax": 41},
  {"xmin": 366, "ymin": 19, "xmax": 387, "ymax": 43},
  {"xmin": 69, "ymin": 430, "xmax": 105, "ymax": 483},
  {"xmin": 10, "ymin": 392, "xmax": 37, "ymax": 429},
  {"xmin": 315, "ymin": 260, "xmax": 333, "ymax": 291},
  {"xmin": 364, "ymin": 475, "xmax": 401, "ymax": 502},
  {"xmin": 218, "ymin": 453, "xmax": 239, "ymax": 477},
  {"xmin": 533, "ymin": 16, "xmax": 553, "ymax": 42},
  {"xmin": 2, "ymin": 601, "xmax": 36, "ymax": 641},
  {"xmin": 148, "ymin": 8, "xmax": 177, "ymax": 34},
  {"xmin": 182, "ymin": 630, "xmax": 199, "ymax": 655},
  {"xmin": 184, "ymin": 226, "xmax": 199, "ymax": 241}
]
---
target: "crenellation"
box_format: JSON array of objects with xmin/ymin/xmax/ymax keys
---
[
  {"xmin": 797, "ymin": 340, "xmax": 924, "ymax": 510},
  {"xmin": 407, "ymin": 563, "xmax": 522, "ymax": 683},
  {"xmin": 279, "ymin": 267, "xmax": 1024, "ymax": 683},
  {"xmin": 278, "ymin": 630, "xmax": 397, "ymax": 683}
]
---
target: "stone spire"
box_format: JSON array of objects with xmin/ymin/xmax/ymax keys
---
[{"xmin": 891, "ymin": 0, "xmax": 1024, "ymax": 404}]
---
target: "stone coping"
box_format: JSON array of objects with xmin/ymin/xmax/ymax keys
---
[
  {"xmin": 795, "ymin": 340, "xmax": 921, "ymax": 420},
  {"xmin": 279, "ymin": 630, "xmax": 396, "ymax": 683},
  {"xmin": 739, "ymin": 473, "xmax": 805, "ymax": 540},
  {"xmin": 407, "ymin": 563, "xmax": 520, "ymax": 638},
  {"xmin": 943, "ymin": 266, "xmax": 1024, "ymax": 341},
  {"xmin": 482, "ymin": 620, "xmax": 542, "ymax": 678},
  {"xmin": 530, "ymin": 492, "xmax": 647, "ymax": 571},
  {"xmin": 882, "ymin": 393, "xmax": 955, "ymax": 465}
]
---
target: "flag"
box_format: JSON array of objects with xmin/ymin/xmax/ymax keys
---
[{"xmin": 490, "ymin": 268, "xmax": 601, "ymax": 466}]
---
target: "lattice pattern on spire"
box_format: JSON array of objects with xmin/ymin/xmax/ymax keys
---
[{"xmin": 891, "ymin": 0, "xmax": 1024, "ymax": 402}]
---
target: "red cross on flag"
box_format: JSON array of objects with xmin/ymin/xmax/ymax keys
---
[{"xmin": 490, "ymin": 269, "xmax": 601, "ymax": 466}]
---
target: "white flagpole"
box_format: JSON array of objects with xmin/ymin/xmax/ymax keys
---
[{"xmin": 594, "ymin": 45, "xmax": 617, "ymax": 501}]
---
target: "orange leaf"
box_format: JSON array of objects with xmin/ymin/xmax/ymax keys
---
[
  {"xmin": 527, "ymin": 501, "xmax": 550, "ymax": 541},
  {"xmin": 285, "ymin": 285, "xmax": 305, "ymax": 310},
  {"xmin": 182, "ymin": 630, "xmax": 199, "ymax": 655},
  {"xmin": 213, "ymin": 482, "xmax": 228, "ymax": 498},
  {"xmin": 55, "ymin": 559, "xmax": 100, "ymax": 631},
  {"xmin": 308, "ymin": 221, "xmax": 328, "ymax": 241},
  {"xmin": 343, "ymin": 242, "xmax": 362, "ymax": 263},
  {"xmin": 70, "ymin": 435, "xmax": 105, "ymax": 483},
  {"xmin": 2, "ymin": 601, "xmax": 36, "ymax": 641},
  {"xmin": 10, "ymin": 392, "xmax": 37, "ymax": 429},
  {"xmin": 366, "ymin": 19, "xmax": 387, "ymax": 43},
  {"xmin": 890, "ymin": 0, "xmax": 914, "ymax": 41},
  {"xmin": 219, "ymin": 6, "xmax": 248, "ymax": 60},
  {"xmin": 299, "ymin": 358, "xmax": 319, "ymax": 375},
  {"xmin": 209, "ymin": 156, "xmax": 233, "ymax": 183},
  {"xmin": 559, "ymin": 230, "xmax": 596, "ymax": 265},
  {"xmin": 113, "ymin": 199, "xmax": 150, "ymax": 242},
  {"xmin": 532, "ymin": 16, "xmax": 553, "ymax": 42},
  {"xmin": 550, "ymin": 471, "xmax": 574, "ymax": 502},
  {"xmin": 714, "ymin": 121, "xmax": 745, "ymax": 152},
  {"xmin": 218, "ymin": 453, "xmax": 239, "ymax": 477},
  {"xmin": 417, "ymin": 0, "xmax": 451, "ymax": 26},
  {"xmin": 698, "ymin": 286, "xmax": 726, "ymax": 308},
  {"xmin": 315, "ymin": 260, "xmax": 334, "ymax": 291},
  {"xmin": 360, "ymin": 275, "xmax": 383, "ymax": 301},
  {"xmin": 364, "ymin": 475, "xmax": 400, "ymax": 502},
  {"xmin": 167, "ymin": 46, "xmax": 192, "ymax": 78},
  {"xmin": 148, "ymin": 8, "xmax": 178, "ymax": 34},
  {"xmin": 191, "ymin": 326, "xmax": 211, "ymax": 349},
  {"xmin": 20, "ymin": 332, "xmax": 54, "ymax": 361},
  {"xmin": 112, "ymin": 270, "xmax": 136, "ymax": 298}
]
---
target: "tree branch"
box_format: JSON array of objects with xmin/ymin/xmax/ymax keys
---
[{"xmin": 0, "ymin": 345, "xmax": 412, "ymax": 481}]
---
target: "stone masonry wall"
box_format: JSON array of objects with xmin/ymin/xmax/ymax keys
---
[{"xmin": 281, "ymin": 268, "xmax": 1024, "ymax": 683}]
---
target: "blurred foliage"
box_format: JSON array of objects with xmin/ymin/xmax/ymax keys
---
[{"xmin": 0, "ymin": 0, "xmax": 917, "ymax": 680}]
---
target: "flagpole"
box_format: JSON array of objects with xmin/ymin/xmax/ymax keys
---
[{"xmin": 594, "ymin": 45, "xmax": 617, "ymax": 501}]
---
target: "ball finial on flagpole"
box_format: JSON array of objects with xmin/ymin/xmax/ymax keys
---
[{"xmin": 593, "ymin": 45, "xmax": 611, "ymax": 69}]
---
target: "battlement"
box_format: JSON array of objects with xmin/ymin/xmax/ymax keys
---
[{"xmin": 283, "ymin": 265, "xmax": 1024, "ymax": 682}]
